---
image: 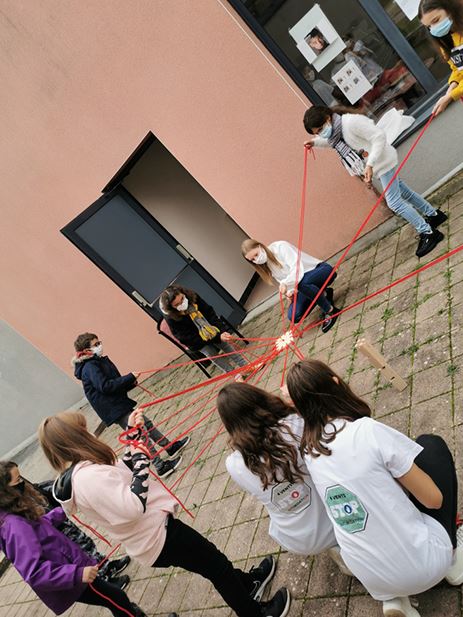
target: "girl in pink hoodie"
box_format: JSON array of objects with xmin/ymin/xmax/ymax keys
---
[{"xmin": 39, "ymin": 409, "xmax": 291, "ymax": 617}]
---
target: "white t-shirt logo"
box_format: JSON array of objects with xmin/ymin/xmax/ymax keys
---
[
  {"xmin": 325, "ymin": 484, "xmax": 368, "ymax": 534},
  {"xmin": 271, "ymin": 480, "xmax": 312, "ymax": 513}
]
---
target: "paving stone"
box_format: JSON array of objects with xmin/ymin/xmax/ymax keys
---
[
  {"xmin": 302, "ymin": 596, "xmax": 348, "ymax": 616},
  {"xmin": 346, "ymin": 595, "xmax": 382, "ymax": 616},
  {"xmin": 411, "ymin": 363, "xmax": 453, "ymax": 406},
  {"xmin": 306, "ymin": 552, "xmax": 350, "ymax": 597},
  {"xmin": 224, "ymin": 520, "xmax": 258, "ymax": 561}
]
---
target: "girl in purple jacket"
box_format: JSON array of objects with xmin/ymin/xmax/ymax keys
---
[{"xmin": 0, "ymin": 461, "xmax": 157, "ymax": 617}]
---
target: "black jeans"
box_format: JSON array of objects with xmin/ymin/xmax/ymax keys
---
[
  {"xmin": 412, "ymin": 434, "xmax": 458, "ymax": 548},
  {"xmin": 153, "ymin": 516, "xmax": 261, "ymax": 617},
  {"xmin": 77, "ymin": 577, "xmax": 135, "ymax": 616}
]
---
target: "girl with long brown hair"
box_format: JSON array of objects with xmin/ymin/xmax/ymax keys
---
[
  {"xmin": 217, "ymin": 382, "xmax": 351, "ymax": 574},
  {"xmin": 0, "ymin": 461, "xmax": 149, "ymax": 617},
  {"xmin": 287, "ymin": 359, "xmax": 462, "ymax": 617},
  {"xmin": 39, "ymin": 409, "xmax": 291, "ymax": 617},
  {"xmin": 419, "ymin": 0, "xmax": 463, "ymax": 115},
  {"xmin": 241, "ymin": 238, "xmax": 339, "ymax": 333}
]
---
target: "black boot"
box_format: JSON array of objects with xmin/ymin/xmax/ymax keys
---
[
  {"xmin": 426, "ymin": 208, "xmax": 448, "ymax": 229},
  {"xmin": 415, "ymin": 229, "xmax": 444, "ymax": 258}
]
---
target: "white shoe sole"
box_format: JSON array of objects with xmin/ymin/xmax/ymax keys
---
[
  {"xmin": 156, "ymin": 455, "xmax": 183, "ymax": 479},
  {"xmin": 253, "ymin": 556, "xmax": 276, "ymax": 601},
  {"xmin": 279, "ymin": 590, "xmax": 291, "ymax": 617},
  {"xmin": 383, "ymin": 604, "xmax": 420, "ymax": 617},
  {"xmin": 166, "ymin": 436, "xmax": 191, "ymax": 460}
]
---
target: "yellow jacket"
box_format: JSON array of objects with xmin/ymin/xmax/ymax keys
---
[{"xmin": 444, "ymin": 32, "xmax": 463, "ymax": 101}]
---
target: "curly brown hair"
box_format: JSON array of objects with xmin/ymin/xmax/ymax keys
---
[
  {"xmin": 0, "ymin": 462, "xmax": 47, "ymax": 522},
  {"xmin": 217, "ymin": 382, "xmax": 305, "ymax": 489},
  {"xmin": 159, "ymin": 286, "xmax": 199, "ymax": 320}
]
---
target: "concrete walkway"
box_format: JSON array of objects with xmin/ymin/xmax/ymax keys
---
[{"xmin": 1, "ymin": 175, "xmax": 463, "ymax": 617}]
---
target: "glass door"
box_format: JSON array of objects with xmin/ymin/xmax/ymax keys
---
[{"xmin": 61, "ymin": 186, "xmax": 247, "ymax": 324}]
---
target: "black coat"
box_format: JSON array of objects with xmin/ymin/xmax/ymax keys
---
[
  {"xmin": 164, "ymin": 296, "xmax": 224, "ymax": 351},
  {"xmin": 74, "ymin": 355, "xmax": 137, "ymax": 425}
]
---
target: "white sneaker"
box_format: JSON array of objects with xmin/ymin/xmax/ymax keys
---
[
  {"xmin": 382, "ymin": 596, "xmax": 420, "ymax": 617},
  {"xmin": 446, "ymin": 525, "xmax": 463, "ymax": 585},
  {"xmin": 327, "ymin": 546, "xmax": 353, "ymax": 577}
]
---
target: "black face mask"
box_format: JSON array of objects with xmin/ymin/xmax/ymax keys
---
[{"xmin": 11, "ymin": 481, "xmax": 25, "ymax": 495}]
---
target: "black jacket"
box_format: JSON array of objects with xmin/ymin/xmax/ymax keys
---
[
  {"xmin": 73, "ymin": 354, "xmax": 137, "ymax": 425},
  {"xmin": 164, "ymin": 296, "xmax": 224, "ymax": 351}
]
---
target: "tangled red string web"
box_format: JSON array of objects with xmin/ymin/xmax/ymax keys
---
[{"xmin": 74, "ymin": 112, "xmax": 463, "ymax": 615}]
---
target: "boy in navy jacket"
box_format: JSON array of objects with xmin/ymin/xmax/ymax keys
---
[{"xmin": 72, "ymin": 332, "xmax": 189, "ymax": 478}]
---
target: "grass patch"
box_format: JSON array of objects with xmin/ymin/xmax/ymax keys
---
[
  {"xmin": 381, "ymin": 307, "xmax": 394, "ymax": 322},
  {"xmin": 447, "ymin": 364, "xmax": 459, "ymax": 376}
]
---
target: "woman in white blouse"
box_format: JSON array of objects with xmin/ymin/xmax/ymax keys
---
[{"xmin": 241, "ymin": 238, "xmax": 339, "ymax": 333}]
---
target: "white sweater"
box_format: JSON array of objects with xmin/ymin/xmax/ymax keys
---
[
  {"xmin": 315, "ymin": 114, "xmax": 398, "ymax": 178},
  {"xmin": 268, "ymin": 241, "xmax": 321, "ymax": 292}
]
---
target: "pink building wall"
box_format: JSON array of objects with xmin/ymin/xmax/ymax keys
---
[{"xmin": 0, "ymin": 0, "xmax": 385, "ymax": 377}]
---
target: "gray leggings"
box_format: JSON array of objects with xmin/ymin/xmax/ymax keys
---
[{"xmin": 200, "ymin": 340, "xmax": 248, "ymax": 373}]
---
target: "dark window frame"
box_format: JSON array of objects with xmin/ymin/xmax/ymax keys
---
[{"xmin": 227, "ymin": 0, "xmax": 444, "ymax": 120}]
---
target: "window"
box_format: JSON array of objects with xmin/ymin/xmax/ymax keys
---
[{"xmin": 232, "ymin": 0, "xmax": 444, "ymax": 120}]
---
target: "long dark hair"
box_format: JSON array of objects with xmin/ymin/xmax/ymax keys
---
[
  {"xmin": 217, "ymin": 382, "xmax": 305, "ymax": 489},
  {"xmin": 419, "ymin": 0, "xmax": 463, "ymax": 58},
  {"xmin": 286, "ymin": 360, "xmax": 371, "ymax": 458},
  {"xmin": 159, "ymin": 285, "xmax": 198, "ymax": 320},
  {"xmin": 303, "ymin": 105, "xmax": 361, "ymax": 134},
  {"xmin": 39, "ymin": 412, "xmax": 117, "ymax": 472},
  {"xmin": 0, "ymin": 462, "xmax": 47, "ymax": 522}
]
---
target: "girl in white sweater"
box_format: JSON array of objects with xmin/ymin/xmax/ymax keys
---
[
  {"xmin": 242, "ymin": 238, "xmax": 340, "ymax": 333},
  {"xmin": 303, "ymin": 106, "xmax": 446, "ymax": 258}
]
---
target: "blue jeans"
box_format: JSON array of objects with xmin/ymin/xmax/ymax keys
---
[
  {"xmin": 380, "ymin": 167, "xmax": 435, "ymax": 235},
  {"xmin": 288, "ymin": 262, "xmax": 334, "ymax": 323}
]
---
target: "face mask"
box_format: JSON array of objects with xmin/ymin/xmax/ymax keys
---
[
  {"xmin": 430, "ymin": 17, "xmax": 453, "ymax": 37},
  {"xmin": 176, "ymin": 297, "xmax": 189, "ymax": 312},
  {"xmin": 252, "ymin": 247, "xmax": 268, "ymax": 265},
  {"xmin": 11, "ymin": 481, "xmax": 25, "ymax": 495},
  {"xmin": 319, "ymin": 123, "xmax": 333, "ymax": 139},
  {"xmin": 91, "ymin": 344, "xmax": 103, "ymax": 357}
]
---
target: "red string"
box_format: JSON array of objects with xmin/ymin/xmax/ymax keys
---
[
  {"xmin": 136, "ymin": 340, "xmax": 274, "ymax": 375},
  {"xmin": 88, "ymin": 582, "xmax": 135, "ymax": 617},
  {"xmin": 299, "ymin": 243, "xmax": 463, "ymax": 337},
  {"xmin": 290, "ymin": 144, "xmax": 309, "ymax": 329},
  {"xmin": 72, "ymin": 514, "xmax": 112, "ymax": 547}
]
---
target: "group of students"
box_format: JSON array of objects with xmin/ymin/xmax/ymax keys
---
[
  {"xmin": 1, "ymin": 2, "xmax": 462, "ymax": 616},
  {"xmin": 1, "ymin": 358, "xmax": 462, "ymax": 617}
]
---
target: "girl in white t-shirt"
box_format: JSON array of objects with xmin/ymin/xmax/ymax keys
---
[
  {"xmin": 241, "ymin": 238, "xmax": 340, "ymax": 333},
  {"xmin": 286, "ymin": 359, "xmax": 462, "ymax": 617},
  {"xmin": 217, "ymin": 382, "xmax": 351, "ymax": 574}
]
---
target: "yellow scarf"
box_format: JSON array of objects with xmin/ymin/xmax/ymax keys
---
[{"xmin": 188, "ymin": 303, "xmax": 220, "ymax": 342}]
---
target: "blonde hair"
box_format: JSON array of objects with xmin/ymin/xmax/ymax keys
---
[
  {"xmin": 38, "ymin": 411, "xmax": 117, "ymax": 471},
  {"xmin": 241, "ymin": 238, "xmax": 282, "ymax": 285}
]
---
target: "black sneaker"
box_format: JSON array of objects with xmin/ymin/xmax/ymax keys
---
[
  {"xmin": 166, "ymin": 436, "xmax": 191, "ymax": 459},
  {"xmin": 260, "ymin": 587, "xmax": 291, "ymax": 617},
  {"xmin": 155, "ymin": 456, "xmax": 182, "ymax": 479},
  {"xmin": 415, "ymin": 229, "xmax": 444, "ymax": 258},
  {"xmin": 108, "ymin": 574, "xmax": 130, "ymax": 591},
  {"xmin": 426, "ymin": 209, "xmax": 448, "ymax": 229},
  {"xmin": 321, "ymin": 306, "xmax": 340, "ymax": 333},
  {"xmin": 106, "ymin": 555, "xmax": 131, "ymax": 578},
  {"xmin": 248, "ymin": 555, "xmax": 276, "ymax": 601},
  {"xmin": 325, "ymin": 287, "xmax": 334, "ymax": 305}
]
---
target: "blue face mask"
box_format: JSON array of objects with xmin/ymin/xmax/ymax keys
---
[
  {"xmin": 430, "ymin": 17, "xmax": 453, "ymax": 37},
  {"xmin": 319, "ymin": 123, "xmax": 333, "ymax": 139}
]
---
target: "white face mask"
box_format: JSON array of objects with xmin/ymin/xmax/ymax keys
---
[
  {"xmin": 91, "ymin": 344, "xmax": 103, "ymax": 357},
  {"xmin": 176, "ymin": 297, "xmax": 189, "ymax": 312},
  {"xmin": 252, "ymin": 247, "xmax": 268, "ymax": 265}
]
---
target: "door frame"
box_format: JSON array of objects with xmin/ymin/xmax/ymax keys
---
[{"xmin": 61, "ymin": 184, "xmax": 247, "ymax": 324}]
